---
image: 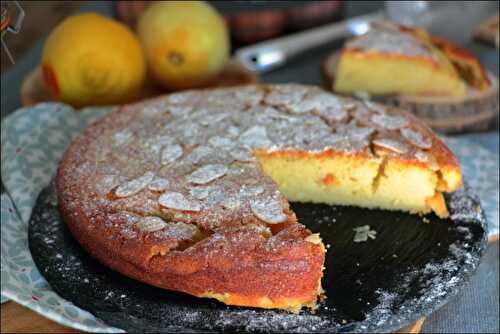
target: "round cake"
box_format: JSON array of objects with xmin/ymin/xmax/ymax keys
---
[{"xmin": 56, "ymin": 84, "xmax": 462, "ymax": 311}]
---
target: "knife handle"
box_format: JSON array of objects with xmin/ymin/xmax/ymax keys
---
[{"xmin": 234, "ymin": 12, "xmax": 383, "ymax": 73}]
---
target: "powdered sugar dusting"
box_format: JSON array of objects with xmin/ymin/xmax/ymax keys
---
[
  {"xmin": 187, "ymin": 164, "xmax": 228, "ymax": 185},
  {"xmin": 159, "ymin": 222, "xmax": 200, "ymax": 240},
  {"xmin": 238, "ymin": 126, "xmax": 273, "ymax": 149},
  {"xmin": 230, "ymin": 146, "xmax": 255, "ymax": 162},
  {"xmin": 135, "ymin": 216, "xmax": 168, "ymax": 233},
  {"xmin": 189, "ymin": 186, "xmax": 212, "ymax": 200},
  {"xmin": 208, "ymin": 136, "xmax": 234, "ymax": 150},
  {"xmin": 161, "ymin": 144, "xmax": 183, "ymax": 165},
  {"xmin": 373, "ymin": 138, "xmax": 409, "ymax": 154},
  {"xmin": 347, "ymin": 22, "xmax": 435, "ymax": 58},
  {"xmin": 158, "ymin": 192, "xmax": 201, "ymax": 212},
  {"xmin": 96, "ymin": 174, "xmax": 122, "ymax": 195},
  {"xmin": 112, "ymin": 131, "xmax": 133, "ymax": 146},
  {"xmin": 148, "ymin": 177, "xmax": 170, "ymax": 192},
  {"xmin": 115, "ymin": 172, "xmax": 155, "ymax": 198},
  {"xmin": 371, "ymin": 113, "xmax": 408, "ymax": 130},
  {"xmin": 264, "ymin": 84, "xmax": 309, "ymax": 109},
  {"xmin": 446, "ymin": 184, "xmax": 484, "ymax": 223},
  {"xmin": 400, "ymin": 128, "xmax": 432, "ymax": 149},
  {"xmin": 251, "ymin": 198, "xmax": 288, "ymax": 224}
]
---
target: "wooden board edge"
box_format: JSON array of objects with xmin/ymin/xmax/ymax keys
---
[{"xmin": 20, "ymin": 59, "xmax": 258, "ymax": 108}]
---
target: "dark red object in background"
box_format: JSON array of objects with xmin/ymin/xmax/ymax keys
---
[
  {"xmin": 221, "ymin": 1, "xmax": 343, "ymax": 45},
  {"xmin": 115, "ymin": 1, "xmax": 343, "ymax": 48}
]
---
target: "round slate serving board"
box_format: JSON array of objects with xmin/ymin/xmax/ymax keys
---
[{"xmin": 29, "ymin": 182, "xmax": 487, "ymax": 333}]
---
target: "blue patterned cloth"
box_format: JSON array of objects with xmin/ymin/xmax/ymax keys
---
[
  {"xmin": 1, "ymin": 104, "xmax": 122, "ymax": 332},
  {"xmin": 0, "ymin": 103, "xmax": 498, "ymax": 332}
]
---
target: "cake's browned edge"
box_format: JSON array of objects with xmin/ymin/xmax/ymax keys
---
[
  {"xmin": 396, "ymin": 107, "xmax": 462, "ymax": 192},
  {"xmin": 430, "ymin": 35, "xmax": 492, "ymax": 91},
  {"xmin": 55, "ymin": 101, "xmax": 324, "ymax": 310}
]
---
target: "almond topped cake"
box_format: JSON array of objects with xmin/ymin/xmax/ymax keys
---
[
  {"xmin": 57, "ymin": 84, "xmax": 462, "ymax": 312},
  {"xmin": 333, "ymin": 22, "xmax": 491, "ymax": 97}
]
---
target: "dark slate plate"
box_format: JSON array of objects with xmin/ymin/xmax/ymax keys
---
[{"xmin": 29, "ymin": 182, "xmax": 487, "ymax": 333}]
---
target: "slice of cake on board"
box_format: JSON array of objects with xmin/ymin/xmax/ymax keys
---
[
  {"xmin": 325, "ymin": 22, "xmax": 498, "ymax": 133},
  {"xmin": 333, "ymin": 21, "xmax": 469, "ymax": 97}
]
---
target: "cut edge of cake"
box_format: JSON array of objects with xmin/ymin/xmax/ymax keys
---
[
  {"xmin": 255, "ymin": 147, "xmax": 461, "ymax": 219},
  {"xmin": 199, "ymin": 234, "xmax": 325, "ymax": 313}
]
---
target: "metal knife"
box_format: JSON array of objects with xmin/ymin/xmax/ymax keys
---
[{"xmin": 234, "ymin": 11, "xmax": 384, "ymax": 74}]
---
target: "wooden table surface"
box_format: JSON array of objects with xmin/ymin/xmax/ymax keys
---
[{"xmin": 1, "ymin": 301, "xmax": 79, "ymax": 333}]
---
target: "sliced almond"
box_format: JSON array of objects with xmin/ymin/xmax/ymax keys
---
[
  {"xmin": 135, "ymin": 216, "xmax": 168, "ymax": 233},
  {"xmin": 250, "ymin": 198, "xmax": 288, "ymax": 224},
  {"xmin": 373, "ymin": 138, "xmax": 409, "ymax": 154},
  {"xmin": 159, "ymin": 192, "xmax": 201, "ymax": 212},
  {"xmin": 115, "ymin": 172, "xmax": 155, "ymax": 198},
  {"xmin": 187, "ymin": 164, "xmax": 228, "ymax": 185}
]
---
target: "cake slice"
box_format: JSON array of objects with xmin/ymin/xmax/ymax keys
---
[
  {"xmin": 57, "ymin": 84, "xmax": 462, "ymax": 312},
  {"xmin": 430, "ymin": 36, "xmax": 491, "ymax": 91},
  {"xmin": 333, "ymin": 22, "xmax": 466, "ymax": 97},
  {"xmin": 473, "ymin": 14, "xmax": 499, "ymax": 48}
]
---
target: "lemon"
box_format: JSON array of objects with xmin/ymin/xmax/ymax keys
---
[
  {"xmin": 42, "ymin": 13, "xmax": 146, "ymax": 107},
  {"xmin": 137, "ymin": 1, "xmax": 229, "ymax": 90}
]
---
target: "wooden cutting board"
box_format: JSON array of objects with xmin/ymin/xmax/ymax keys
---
[{"xmin": 20, "ymin": 59, "xmax": 258, "ymax": 107}]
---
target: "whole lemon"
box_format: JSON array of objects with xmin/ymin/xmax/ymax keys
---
[
  {"xmin": 42, "ymin": 13, "xmax": 146, "ymax": 107},
  {"xmin": 137, "ymin": 1, "xmax": 229, "ymax": 90}
]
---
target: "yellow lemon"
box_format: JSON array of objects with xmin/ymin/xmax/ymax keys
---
[
  {"xmin": 137, "ymin": 1, "xmax": 229, "ymax": 90},
  {"xmin": 42, "ymin": 13, "xmax": 145, "ymax": 107}
]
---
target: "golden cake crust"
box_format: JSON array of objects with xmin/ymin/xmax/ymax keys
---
[
  {"xmin": 56, "ymin": 84, "xmax": 461, "ymax": 310},
  {"xmin": 430, "ymin": 35, "xmax": 491, "ymax": 91},
  {"xmin": 57, "ymin": 191, "xmax": 324, "ymax": 309},
  {"xmin": 334, "ymin": 22, "xmax": 467, "ymax": 97}
]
